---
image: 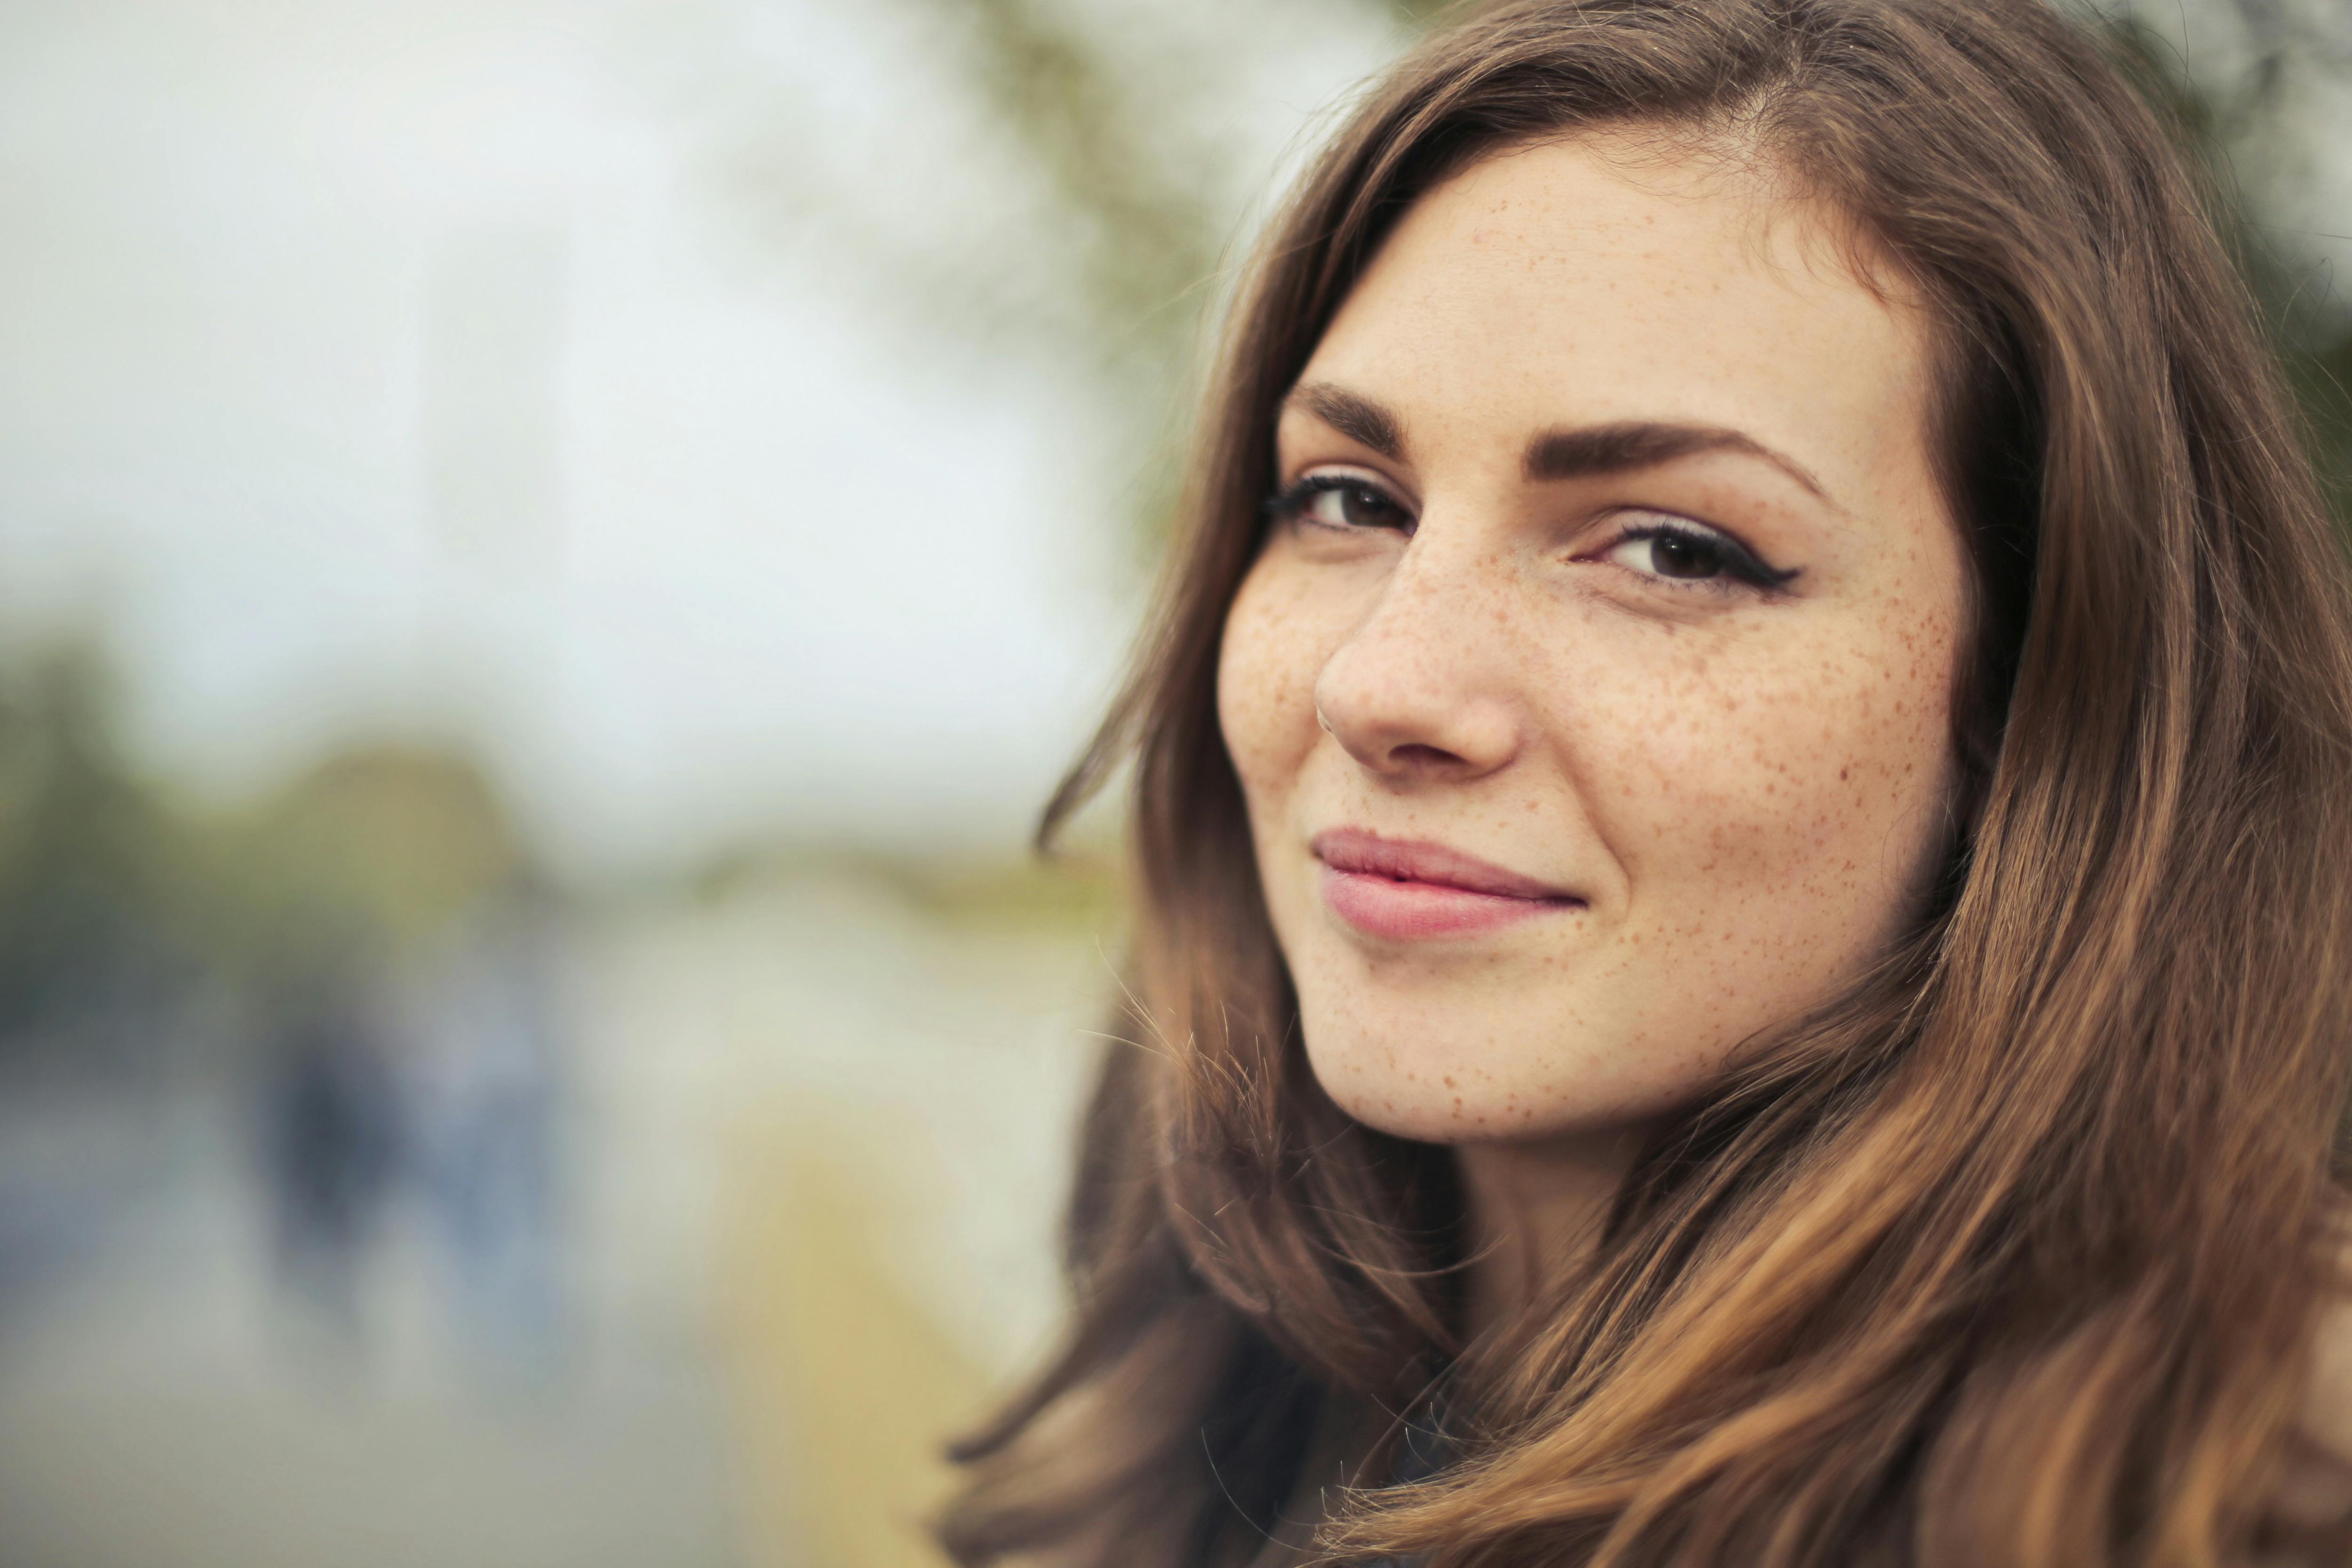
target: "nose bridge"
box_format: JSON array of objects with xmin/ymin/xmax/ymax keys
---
[
  {"xmin": 1314, "ymin": 522, "xmax": 1522, "ymax": 775},
  {"xmin": 1350, "ymin": 524, "xmax": 1504, "ymax": 669}
]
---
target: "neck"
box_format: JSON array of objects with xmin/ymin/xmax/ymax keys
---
[{"xmin": 1455, "ymin": 1125, "xmax": 1649, "ymax": 1341}]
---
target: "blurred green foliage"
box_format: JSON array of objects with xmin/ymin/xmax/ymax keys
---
[
  {"xmin": 0, "ymin": 637, "xmax": 532, "ymax": 1076},
  {"xmin": 936, "ymin": 0, "xmax": 1226, "ymax": 371},
  {"xmin": 715, "ymin": 0, "xmax": 1453, "ymax": 556},
  {"xmin": 2112, "ymin": 1, "xmax": 2352, "ymax": 523},
  {"xmin": 0, "ymin": 646, "xmax": 178, "ymax": 1059},
  {"xmin": 209, "ymin": 747, "xmax": 524, "ymax": 963}
]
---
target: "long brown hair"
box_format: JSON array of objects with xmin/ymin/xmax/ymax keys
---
[{"xmin": 938, "ymin": 2, "xmax": 2352, "ymax": 1564}]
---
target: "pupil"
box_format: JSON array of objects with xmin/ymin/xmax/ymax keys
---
[{"xmin": 1651, "ymin": 534, "xmax": 1717, "ymax": 578}]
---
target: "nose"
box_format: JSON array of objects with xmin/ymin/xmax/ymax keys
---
[{"xmin": 1311, "ymin": 529, "xmax": 1524, "ymax": 783}]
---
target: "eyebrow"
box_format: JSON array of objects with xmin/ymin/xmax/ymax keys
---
[
  {"xmin": 1524, "ymin": 422, "xmax": 1832, "ymax": 503},
  {"xmin": 1283, "ymin": 380, "xmax": 1834, "ymax": 506},
  {"xmin": 1284, "ymin": 382, "xmax": 1405, "ymax": 460}
]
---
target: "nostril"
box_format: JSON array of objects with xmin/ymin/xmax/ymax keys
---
[{"xmin": 1391, "ymin": 742, "xmax": 1465, "ymax": 768}]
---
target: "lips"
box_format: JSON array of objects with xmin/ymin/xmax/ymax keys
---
[{"xmin": 1311, "ymin": 827, "xmax": 1582, "ymax": 940}]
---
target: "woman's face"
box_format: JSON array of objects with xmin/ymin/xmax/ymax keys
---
[{"xmin": 1217, "ymin": 135, "xmax": 1969, "ymax": 1145}]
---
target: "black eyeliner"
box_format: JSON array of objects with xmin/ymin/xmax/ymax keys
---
[
  {"xmin": 1262, "ymin": 473, "xmax": 1414, "ymax": 532},
  {"xmin": 1615, "ymin": 518, "xmax": 1800, "ymax": 589}
]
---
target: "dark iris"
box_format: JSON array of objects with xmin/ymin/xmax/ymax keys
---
[
  {"xmin": 1647, "ymin": 532, "xmax": 1723, "ymax": 579},
  {"xmin": 1266, "ymin": 475, "xmax": 1410, "ymax": 533},
  {"xmin": 1323, "ymin": 484, "xmax": 1402, "ymax": 529}
]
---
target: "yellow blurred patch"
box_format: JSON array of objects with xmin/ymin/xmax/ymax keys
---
[{"xmin": 722, "ymin": 1119, "xmax": 991, "ymax": 1568}]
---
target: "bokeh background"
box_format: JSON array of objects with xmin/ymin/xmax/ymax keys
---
[{"xmin": 0, "ymin": 2, "xmax": 2346, "ymax": 1566}]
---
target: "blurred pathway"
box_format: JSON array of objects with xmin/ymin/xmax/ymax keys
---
[
  {"xmin": 0, "ymin": 1092, "xmax": 739, "ymax": 1568},
  {"xmin": 0, "ymin": 866, "xmax": 1112, "ymax": 1568},
  {"xmin": 569, "ymin": 868, "xmax": 1115, "ymax": 1568}
]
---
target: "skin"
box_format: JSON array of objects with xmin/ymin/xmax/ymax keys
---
[{"xmin": 1215, "ymin": 133, "xmax": 1970, "ymax": 1327}]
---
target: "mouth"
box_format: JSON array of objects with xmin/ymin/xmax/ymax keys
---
[{"xmin": 1311, "ymin": 827, "xmax": 1584, "ymax": 941}]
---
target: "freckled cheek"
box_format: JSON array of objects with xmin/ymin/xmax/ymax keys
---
[
  {"xmin": 1570, "ymin": 652, "xmax": 1953, "ymax": 897},
  {"xmin": 1216, "ymin": 564, "xmax": 1340, "ymax": 806}
]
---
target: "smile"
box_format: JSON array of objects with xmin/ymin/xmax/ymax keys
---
[{"xmin": 1311, "ymin": 828, "xmax": 1585, "ymax": 940}]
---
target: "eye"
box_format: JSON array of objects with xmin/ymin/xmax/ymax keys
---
[
  {"xmin": 1608, "ymin": 528, "xmax": 1726, "ymax": 580},
  {"xmin": 1265, "ymin": 473, "xmax": 1413, "ymax": 534},
  {"xmin": 1597, "ymin": 517, "xmax": 1796, "ymax": 591}
]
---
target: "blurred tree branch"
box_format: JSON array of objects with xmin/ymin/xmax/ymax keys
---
[
  {"xmin": 682, "ymin": 0, "xmax": 1425, "ymax": 556},
  {"xmin": 927, "ymin": 0, "xmax": 1226, "ymax": 366},
  {"xmin": 2109, "ymin": 0, "xmax": 2352, "ymax": 520},
  {"xmin": 2219, "ymin": 0, "xmax": 2352, "ymax": 72}
]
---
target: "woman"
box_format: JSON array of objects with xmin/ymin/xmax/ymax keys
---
[{"xmin": 942, "ymin": 1, "xmax": 2352, "ymax": 1563}]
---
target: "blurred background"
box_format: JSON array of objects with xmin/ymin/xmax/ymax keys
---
[{"xmin": 0, "ymin": 2, "xmax": 2344, "ymax": 1566}]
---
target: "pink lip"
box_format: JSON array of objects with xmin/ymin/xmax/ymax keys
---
[{"xmin": 1311, "ymin": 828, "xmax": 1583, "ymax": 940}]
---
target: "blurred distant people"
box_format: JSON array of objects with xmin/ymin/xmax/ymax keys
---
[
  {"xmin": 254, "ymin": 889, "xmax": 571, "ymax": 1381},
  {"xmin": 262, "ymin": 982, "xmax": 403, "ymax": 1339},
  {"xmin": 407, "ymin": 891, "xmax": 568, "ymax": 1381}
]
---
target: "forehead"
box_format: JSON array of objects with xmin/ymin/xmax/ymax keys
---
[{"xmin": 1301, "ymin": 135, "xmax": 1939, "ymax": 508}]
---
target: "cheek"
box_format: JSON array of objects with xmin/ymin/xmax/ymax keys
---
[
  {"xmin": 1586, "ymin": 609, "xmax": 1961, "ymax": 949},
  {"xmin": 1216, "ymin": 558, "xmax": 1332, "ymax": 808}
]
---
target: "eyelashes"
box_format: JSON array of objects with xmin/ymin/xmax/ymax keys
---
[
  {"xmin": 1599, "ymin": 517, "xmax": 1800, "ymax": 590},
  {"xmin": 1263, "ymin": 473, "xmax": 1412, "ymax": 534},
  {"xmin": 1263, "ymin": 471, "xmax": 1800, "ymax": 593}
]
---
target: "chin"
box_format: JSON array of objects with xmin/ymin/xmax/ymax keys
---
[
  {"xmin": 1296, "ymin": 996, "xmax": 1710, "ymax": 1146},
  {"xmin": 1301, "ymin": 1018, "xmax": 1568, "ymax": 1143}
]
